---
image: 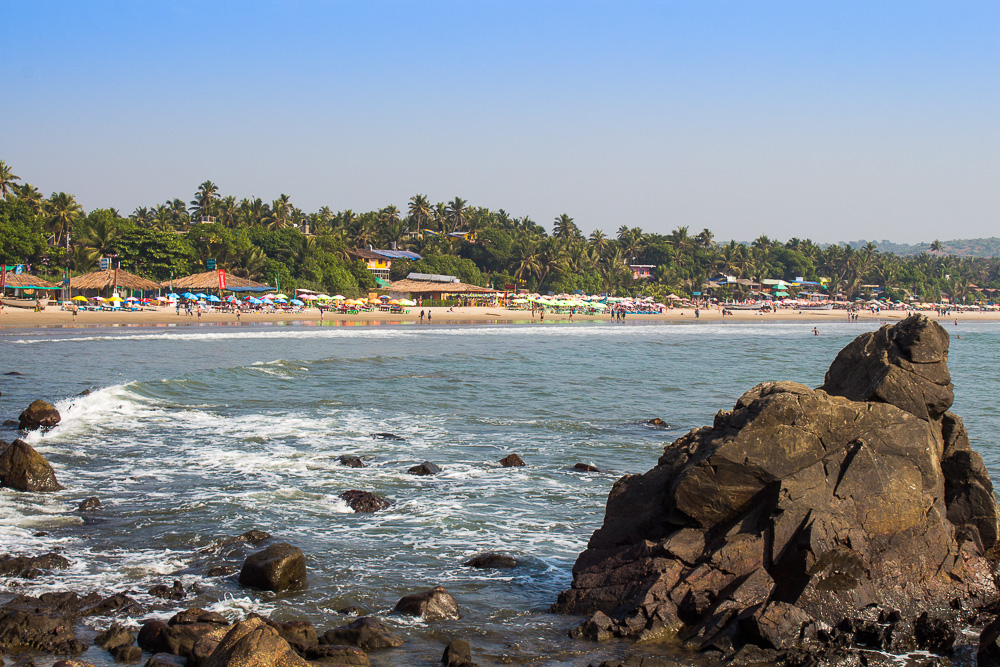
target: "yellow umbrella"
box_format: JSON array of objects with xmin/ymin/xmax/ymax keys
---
[
  {"xmin": 107, "ymin": 295, "xmax": 124, "ymax": 302},
  {"xmin": 72, "ymin": 296, "xmax": 88, "ymax": 302},
  {"xmin": 388, "ymin": 299, "xmax": 400, "ymax": 305}
]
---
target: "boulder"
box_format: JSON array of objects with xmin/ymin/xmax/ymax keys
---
[
  {"xmin": 143, "ymin": 654, "xmax": 186, "ymax": 667},
  {"xmin": 980, "ymin": 616, "xmax": 1000, "ymax": 667},
  {"xmin": 553, "ymin": 316, "xmax": 1000, "ymax": 661},
  {"xmin": 53, "ymin": 662, "xmax": 96, "ymax": 667},
  {"xmin": 203, "ymin": 617, "xmax": 308, "ymax": 667},
  {"xmin": 148, "ymin": 580, "xmax": 185, "ymax": 600},
  {"xmin": 111, "ymin": 646, "xmax": 142, "ymax": 663},
  {"xmin": 319, "ymin": 617, "xmax": 403, "ymax": 650},
  {"xmin": 0, "ymin": 608, "xmax": 87, "ymax": 655},
  {"xmin": 391, "ymin": 586, "xmax": 460, "ymax": 621},
  {"xmin": 3, "ymin": 420, "xmax": 18, "ymax": 427},
  {"xmin": 95, "ymin": 623, "xmax": 135, "ymax": 650},
  {"xmin": 307, "ymin": 644, "xmax": 370, "ymax": 665},
  {"xmin": 18, "ymin": 400, "xmax": 60, "ymax": 431},
  {"xmin": 407, "ymin": 461, "xmax": 441, "ymax": 476},
  {"xmin": 339, "ymin": 491, "xmax": 391, "ymax": 513},
  {"xmin": 370, "ymin": 433, "xmax": 404, "ymax": 441},
  {"xmin": 338, "ymin": 455, "xmax": 365, "ymax": 468},
  {"xmin": 249, "ymin": 614, "xmax": 318, "ymax": 656},
  {"xmin": 442, "ymin": 639, "xmax": 479, "ymax": 667},
  {"xmin": 137, "ymin": 608, "xmax": 231, "ymax": 660},
  {"xmin": 572, "ymin": 463, "xmax": 602, "ymax": 473},
  {"xmin": 0, "ymin": 552, "xmax": 70, "ymax": 579},
  {"xmin": 644, "ymin": 418, "xmax": 669, "ymax": 428},
  {"xmin": 463, "ymin": 553, "xmax": 518, "ymax": 569},
  {"xmin": 200, "ymin": 529, "xmax": 271, "ymax": 555},
  {"xmin": 239, "ymin": 543, "xmax": 306, "ymax": 592},
  {"xmin": 0, "ymin": 439, "xmax": 64, "ymax": 492},
  {"xmin": 498, "ymin": 454, "xmax": 525, "ymax": 467}
]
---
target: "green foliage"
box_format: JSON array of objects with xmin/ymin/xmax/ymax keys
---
[
  {"xmin": 112, "ymin": 225, "xmax": 196, "ymax": 280},
  {"xmin": 0, "ymin": 198, "xmax": 47, "ymax": 261},
  {"xmin": 411, "ymin": 254, "xmax": 483, "ymax": 285}
]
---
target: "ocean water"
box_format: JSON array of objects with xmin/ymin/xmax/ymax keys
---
[{"xmin": 1, "ymin": 319, "xmax": 998, "ymax": 666}]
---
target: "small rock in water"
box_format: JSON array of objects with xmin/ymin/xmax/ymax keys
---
[
  {"xmin": 78, "ymin": 389, "xmax": 92, "ymax": 397},
  {"xmin": 148, "ymin": 580, "xmax": 185, "ymax": 600},
  {"xmin": 2, "ymin": 419, "xmax": 17, "ymax": 427},
  {"xmin": 5, "ymin": 371, "xmax": 23, "ymax": 376},
  {"xmin": 392, "ymin": 585, "xmax": 460, "ymax": 621},
  {"xmin": 206, "ymin": 565, "xmax": 238, "ymax": 577},
  {"xmin": 95, "ymin": 623, "xmax": 134, "ymax": 650},
  {"xmin": 571, "ymin": 462, "xmax": 603, "ymax": 473},
  {"xmin": 238, "ymin": 543, "xmax": 307, "ymax": 592},
  {"xmin": 18, "ymin": 399, "xmax": 61, "ymax": 431},
  {"xmin": 407, "ymin": 461, "xmax": 441, "ymax": 476},
  {"xmin": 339, "ymin": 490, "xmax": 391, "ymax": 513},
  {"xmin": 339, "ymin": 455, "xmax": 365, "ymax": 468},
  {"xmin": 336, "ymin": 605, "xmax": 369, "ymax": 616},
  {"xmin": 370, "ymin": 432, "xmax": 405, "ymax": 440},
  {"xmin": 53, "ymin": 661, "xmax": 97, "ymax": 667},
  {"xmin": 0, "ymin": 552, "xmax": 70, "ymax": 578},
  {"xmin": 142, "ymin": 654, "xmax": 185, "ymax": 667},
  {"xmin": 78, "ymin": 497, "xmax": 101, "ymax": 511},
  {"xmin": 110, "ymin": 646, "xmax": 142, "ymax": 664},
  {"xmin": 443, "ymin": 638, "xmax": 480, "ymax": 667},
  {"xmin": 498, "ymin": 454, "xmax": 525, "ymax": 467},
  {"xmin": 643, "ymin": 417, "xmax": 668, "ymax": 428},
  {"xmin": 200, "ymin": 528, "xmax": 271, "ymax": 554},
  {"xmin": 0, "ymin": 439, "xmax": 64, "ymax": 491},
  {"xmin": 463, "ymin": 553, "xmax": 518, "ymax": 569},
  {"xmin": 319, "ymin": 616, "xmax": 403, "ymax": 649}
]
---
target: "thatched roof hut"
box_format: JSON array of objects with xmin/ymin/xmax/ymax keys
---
[
  {"xmin": 2, "ymin": 272, "xmax": 61, "ymax": 290},
  {"xmin": 70, "ymin": 269, "xmax": 161, "ymax": 292},
  {"xmin": 164, "ymin": 271, "xmax": 272, "ymax": 292},
  {"xmin": 388, "ymin": 278, "xmax": 498, "ymax": 300}
]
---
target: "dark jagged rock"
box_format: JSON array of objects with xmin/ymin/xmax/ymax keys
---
[
  {"xmin": 319, "ymin": 617, "xmax": 403, "ymax": 650},
  {"xmin": 498, "ymin": 454, "xmax": 525, "ymax": 467},
  {"xmin": 143, "ymin": 654, "xmax": 186, "ymax": 667},
  {"xmin": 82, "ymin": 594, "xmax": 143, "ymax": 617},
  {"xmin": 370, "ymin": 433, "xmax": 404, "ymax": 441},
  {"xmin": 2, "ymin": 420, "xmax": 17, "ymax": 427},
  {"xmin": 207, "ymin": 565, "xmax": 238, "ymax": 577},
  {"xmin": 18, "ymin": 400, "xmax": 60, "ymax": 431},
  {"xmin": 148, "ymin": 580, "xmax": 185, "ymax": 600},
  {"xmin": 336, "ymin": 606, "xmax": 368, "ymax": 616},
  {"xmin": 339, "ymin": 490, "xmax": 391, "ymax": 513},
  {"xmin": 391, "ymin": 586, "xmax": 460, "ymax": 621},
  {"xmin": 339, "ymin": 455, "xmax": 365, "ymax": 468},
  {"xmin": 239, "ymin": 543, "xmax": 306, "ymax": 592},
  {"xmin": 442, "ymin": 638, "xmax": 479, "ymax": 667},
  {"xmin": 463, "ymin": 552, "xmax": 518, "ymax": 569},
  {"xmin": 78, "ymin": 497, "xmax": 101, "ymax": 510},
  {"xmin": 644, "ymin": 418, "xmax": 669, "ymax": 428},
  {"xmin": 0, "ymin": 607, "xmax": 87, "ymax": 655},
  {"xmin": 980, "ymin": 616, "xmax": 1000, "ymax": 666},
  {"xmin": 572, "ymin": 463, "xmax": 603, "ymax": 473},
  {"xmin": 95, "ymin": 623, "xmax": 135, "ymax": 650},
  {"xmin": 111, "ymin": 645, "xmax": 142, "ymax": 663},
  {"xmin": 554, "ymin": 316, "xmax": 1000, "ymax": 662},
  {"xmin": 53, "ymin": 661, "xmax": 97, "ymax": 667},
  {"xmin": 0, "ymin": 439, "xmax": 63, "ymax": 492},
  {"xmin": 407, "ymin": 461, "xmax": 441, "ymax": 476},
  {"xmin": 248, "ymin": 614, "xmax": 317, "ymax": 656},
  {"xmin": 0, "ymin": 553, "xmax": 70, "ymax": 579},
  {"xmin": 138, "ymin": 608, "xmax": 231, "ymax": 663}
]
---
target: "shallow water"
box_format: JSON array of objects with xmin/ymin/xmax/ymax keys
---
[{"xmin": 1, "ymin": 319, "xmax": 997, "ymax": 666}]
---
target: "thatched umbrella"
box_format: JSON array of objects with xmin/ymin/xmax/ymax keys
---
[
  {"xmin": 70, "ymin": 269, "xmax": 160, "ymax": 293},
  {"xmin": 2, "ymin": 272, "xmax": 61, "ymax": 290},
  {"xmin": 165, "ymin": 270, "xmax": 271, "ymax": 292}
]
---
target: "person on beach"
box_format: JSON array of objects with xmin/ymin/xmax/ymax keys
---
[
  {"xmin": 812, "ymin": 327, "xmax": 820, "ymax": 335},
  {"xmin": 419, "ymin": 309, "xmax": 425, "ymax": 323},
  {"xmin": 427, "ymin": 310, "xmax": 432, "ymax": 323},
  {"xmin": 236, "ymin": 309, "xmax": 241, "ymax": 323},
  {"xmin": 695, "ymin": 308, "xmax": 700, "ymax": 319},
  {"xmin": 71, "ymin": 303, "xmax": 78, "ymax": 321},
  {"xmin": 197, "ymin": 305, "xmax": 202, "ymax": 321},
  {"xmin": 540, "ymin": 310, "xmax": 544, "ymax": 322}
]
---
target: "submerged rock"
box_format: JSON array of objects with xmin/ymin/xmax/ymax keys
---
[
  {"xmin": 78, "ymin": 497, "xmax": 101, "ymax": 510},
  {"xmin": 463, "ymin": 553, "xmax": 518, "ymax": 569},
  {"xmin": 148, "ymin": 580, "xmax": 185, "ymax": 600},
  {"xmin": 643, "ymin": 418, "xmax": 668, "ymax": 428},
  {"xmin": 553, "ymin": 315, "xmax": 1000, "ymax": 661},
  {"xmin": 392, "ymin": 586, "xmax": 460, "ymax": 621},
  {"xmin": 339, "ymin": 490, "xmax": 391, "ymax": 513},
  {"xmin": 18, "ymin": 399, "xmax": 60, "ymax": 431},
  {"xmin": 0, "ymin": 552, "xmax": 70, "ymax": 579},
  {"xmin": 370, "ymin": 432, "xmax": 404, "ymax": 441},
  {"xmin": 0, "ymin": 439, "xmax": 64, "ymax": 492},
  {"xmin": 238, "ymin": 543, "xmax": 306, "ymax": 592},
  {"xmin": 571, "ymin": 462, "xmax": 603, "ymax": 473},
  {"xmin": 407, "ymin": 461, "xmax": 441, "ymax": 476},
  {"xmin": 319, "ymin": 616, "xmax": 403, "ymax": 650},
  {"xmin": 498, "ymin": 454, "xmax": 525, "ymax": 467},
  {"xmin": 442, "ymin": 639, "xmax": 479, "ymax": 667},
  {"xmin": 339, "ymin": 455, "xmax": 365, "ymax": 468}
]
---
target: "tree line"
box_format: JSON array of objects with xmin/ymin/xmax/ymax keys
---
[{"xmin": 1, "ymin": 159, "xmax": 998, "ymax": 303}]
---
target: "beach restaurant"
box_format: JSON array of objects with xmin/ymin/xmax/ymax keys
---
[
  {"xmin": 164, "ymin": 270, "xmax": 274, "ymax": 294},
  {"xmin": 70, "ymin": 269, "xmax": 161, "ymax": 298},
  {"xmin": 387, "ymin": 273, "xmax": 499, "ymax": 302},
  {"xmin": 0, "ymin": 271, "xmax": 61, "ymax": 307}
]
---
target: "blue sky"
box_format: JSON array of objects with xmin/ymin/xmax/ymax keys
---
[{"xmin": 2, "ymin": 1, "xmax": 997, "ymax": 243}]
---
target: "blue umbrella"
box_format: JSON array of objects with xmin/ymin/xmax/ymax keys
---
[
  {"xmin": 290, "ymin": 298, "xmax": 304, "ymax": 306},
  {"xmin": 248, "ymin": 297, "xmax": 262, "ymax": 304},
  {"xmin": 195, "ymin": 293, "xmax": 209, "ymax": 300},
  {"xmin": 182, "ymin": 292, "xmax": 197, "ymax": 300},
  {"xmin": 166, "ymin": 292, "xmax": 180, "ymax": 299},
  {"xmin": 207, "ymin": 295, "xmax": 221, "ymax": 302},
  {"xmin": 274, "ymin": 298, "xmax": 288, "ymax": 304}
]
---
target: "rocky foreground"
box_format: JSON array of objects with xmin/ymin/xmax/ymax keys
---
[{"xmin": 554, "ymin": 315, "xmax": 1000, "ymax": 665}]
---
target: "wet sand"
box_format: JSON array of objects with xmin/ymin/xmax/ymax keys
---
[{"xmin": 0, "ymin": 305, "xmax": 991, "ymax": 329}]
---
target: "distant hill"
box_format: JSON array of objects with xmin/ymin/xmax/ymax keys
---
[{"xmin": 846, "ymin": 238, "xmax": 1000, "ymax": 258}]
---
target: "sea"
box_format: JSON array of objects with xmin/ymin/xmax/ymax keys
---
[{"xmin": 1, "ymin": 318, "xmax": 998, "ymax": 666}]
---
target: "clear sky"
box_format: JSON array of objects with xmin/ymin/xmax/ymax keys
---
[{"xmin": 2, "ymin": 1, "xmax": 997, "ymax": 243}]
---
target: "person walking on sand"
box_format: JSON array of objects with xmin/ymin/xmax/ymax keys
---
[
  {"xmin": 71, "ymin": 303, "xmax": 78, "ymax": 321},
  {"xmin": 427, "ymin": 310, "xmax": 432, "ymax": 323},
  {"xmin": 419, "ymin": 309, "xmax": 424, "ymax": 323},
  {"xmin": 197, "ymin": 305, "xmax": 202, "ymax": 321},
  {"xmin": 236, "ymin": 308, "xmax": 241, "ymax": 323}
]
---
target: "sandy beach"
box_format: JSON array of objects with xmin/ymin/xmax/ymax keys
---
[{"xmin": 0, "ymin": 304, "xmax": 992, "ymax": 329}]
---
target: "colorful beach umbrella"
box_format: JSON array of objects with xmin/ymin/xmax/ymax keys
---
[
  {"xmin": 72, "ymin": 295, "xmax": 88, "ymax": 302},
  {"xmin": 290, "ymin": 298, "xmax": 304, "ymax": 306}
]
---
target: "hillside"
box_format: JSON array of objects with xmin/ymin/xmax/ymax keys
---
[{"xmin": 846, "ymin": 238, "xmax": 1000, "ymax": 258}]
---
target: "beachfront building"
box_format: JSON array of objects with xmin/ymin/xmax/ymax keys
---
[
  {"xmin": 387, "ymin": 272, "xmax": 498, "ymax": 302},
  {"xmin": 0, "ymin": 271, "xmax": 61, "ymax": 305},
  {"xmin": 351, "ymin": 248, "xmax": 422, "ymax": 284},
  {"xmin": 629, "ymin": 264, "xmax": 655, "ymax": 280},
  {"xmin": 165, "ymin": 270, "xmax": 273, "ymax": 294}
]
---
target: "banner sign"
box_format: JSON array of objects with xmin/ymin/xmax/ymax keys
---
[{"xmin": 218, "ymin": 269, "xmax": 227, "ymax": 290}]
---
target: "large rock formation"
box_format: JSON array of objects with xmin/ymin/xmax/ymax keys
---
[
  {"xmin": 0, "ymin": 439, "xmax": 64, "ymax": 491},
  {"xmin": 553, "ymin": 315, "xmax": 1000, "ymax": 661},
  {"xmin": 18, "ymin": 399, "xmax": 61, "ymax": 431}
]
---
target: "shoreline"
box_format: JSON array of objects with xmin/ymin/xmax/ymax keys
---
[{"xmin": 0, "ymin": 306, "xmax": 991, "ymax": 330}]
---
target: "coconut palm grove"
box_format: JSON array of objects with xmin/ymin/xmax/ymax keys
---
[{"xmin": 1, "ymin": 159, "xmax": 998, "ymax": 304}]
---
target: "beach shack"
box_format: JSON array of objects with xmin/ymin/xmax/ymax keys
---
[
  {"xmin": 70, "ymin": 269, "xmax": 161, "ymax": 300},
  {"xmin": 0, "ymin": 271, "xmax": 61, "ymax": 308},
  {"xmin": 388, "ymin": 273, "xmax": 499, "ymax": 303},
  {"xmin": 165, "ymin": 270, "xmax": 273, "ymax": 295}
]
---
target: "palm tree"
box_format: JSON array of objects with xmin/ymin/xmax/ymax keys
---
[
  {"xmin": 408, "ymin": 194, "xmax": 432, "ymax": 236},
  {"xmin": 267, "ymin": 194, "xmax": 293, "ymax": 230},
  {"xmin": 45, "ymin": 192, "xmax": 84, "ymax": 249},
  {"xmin": 81, "ymin": 216, "xmax": 119, "ymax": 257},
  {"xmin": 446, "ymin": 197, "xmax": 467, "ymax": 233},
  {"xmin": 190, "ymin": 180, "xmax": 220, "ymax": 219},
  {"xmin": 0, "ymin": 161, "xmax": 20, "ymax": 199},
  {"xmin": 553, "ymin": 213, "xmax": 581, "ymax": 240},
  {"xmin": 217, "ymin": 196, "xmax": 238, "ymax": 228},
  {"xmin": 13, "ymin": 183, "xmax": 43, "ymax": 214},
  {"xmin": 588, "ymin": 229, "xmax": 609, "ymax": 258},
  {"xmin": 69, "ymin": 245, "xmax": 97, "ymax": 272}
]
